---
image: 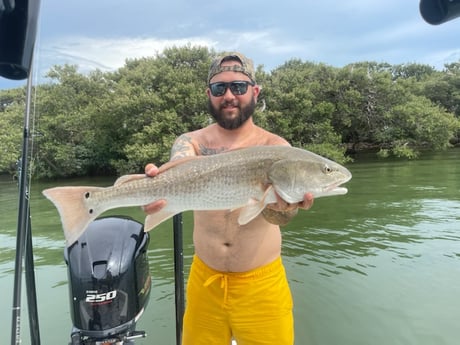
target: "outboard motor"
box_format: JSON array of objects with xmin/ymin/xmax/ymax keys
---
[{"xmin": 64, "ymin": 216, "xmax": 151, "ymax": 345}]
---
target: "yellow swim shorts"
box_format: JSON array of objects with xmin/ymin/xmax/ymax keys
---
[{"xmin": 182, "ymin": 255, "xmax": 294, "ymax": 345}]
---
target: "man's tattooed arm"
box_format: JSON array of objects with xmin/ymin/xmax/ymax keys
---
[
  {"xmin": 170, "ymin": 134, "xmax": 195, "ymax": 160},
  {"xmin": 171, "ymin": 134, "xmax": 230, "ymax": 161}
]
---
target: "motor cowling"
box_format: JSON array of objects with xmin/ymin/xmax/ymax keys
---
[{"xmin": 64, "ymin": 216, "xmax": 151, "ymax": 340}]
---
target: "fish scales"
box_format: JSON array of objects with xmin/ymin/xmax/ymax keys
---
[{"xmin": 96, "ymin": 152, "xmax": 269, "ymax": 209}]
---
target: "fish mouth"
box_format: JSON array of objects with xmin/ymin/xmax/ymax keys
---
[
  {"xmin": 323, "ymin": 172, "xmax": 352, "ymax": 196},
  {"xmin": 320, "ymin": 182, "xmax": 349, "ymax": 196},
  {"xmin": 327, "ymin": 186, "xmax": 348, "ymax": 195}
]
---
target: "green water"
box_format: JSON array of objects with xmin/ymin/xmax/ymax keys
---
[{"xmin": 1, "ymin": 149, "xmax": 459, "ymax": 345}]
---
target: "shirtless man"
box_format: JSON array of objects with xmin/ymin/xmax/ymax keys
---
[{"xmin": 143, "ymin": 52, "xmax": 313, "ymax": 345}]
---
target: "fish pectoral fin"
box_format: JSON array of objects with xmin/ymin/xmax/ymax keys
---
[
  {"xmin": 144, "ymin": 209, "xmax": 177, "ymax": 232},
  {"xmin": 237, "ymin": 199, "xmax": 265, "ymax": 225},
  {"xmin": 237, "ymin": 186, "xmax": 276, "ymax": 225},
  {"xmin": 114, "ymin": 174, "xmax": 146, "ymax": 186}
]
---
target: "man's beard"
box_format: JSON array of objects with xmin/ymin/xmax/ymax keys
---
[{"xmin": 208, "ymin": 98, "xmax": 256, "ymax": 130}]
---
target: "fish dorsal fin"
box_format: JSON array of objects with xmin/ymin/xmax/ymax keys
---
[
  {"xmin": 114, "ymin": 174, "xmax": 146, "ymax": 186},
  {"xmin": 158, "ymin": 156, "xmax": 202, "ymax": 173},
  {"xmin": 114, "ymin": 157, "xmax": 202, "ymax": 186}
]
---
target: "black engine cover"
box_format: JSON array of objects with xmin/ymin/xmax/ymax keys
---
[{"xmin": 65, "ymin": 216, "xmax": 151, "ymax": 337}]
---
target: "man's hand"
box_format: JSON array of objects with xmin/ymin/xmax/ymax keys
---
[
  {"xmin": 266, "ymin": 192, "xmax": 314, "ymax": 212},
  {"xmin": 262, "ymin": 192, "xmax": 314, "ymax": 225},
  {"xmin": 299, "ymin": 192, "xmax": 314, "ymax": 210},
  {"xmin": 142, "ymin": 163, "xmax": 167, "ymax": 214}
]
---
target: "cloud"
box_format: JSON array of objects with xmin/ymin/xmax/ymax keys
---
[
  {"xmin": 39, "ymin": 36, "xmax": 215, "ymax": 71},
  {"xmin": 34, "ymin": 29, "xmax": 311, "ymax": 80},
  {"xmin": 32, "ymin": 35, "xmax": 217, "ymax": 84}
]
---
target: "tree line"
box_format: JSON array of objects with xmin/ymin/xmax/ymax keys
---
[{"xmin": 1, "ymin": 45, "xmax": 459, "ymax": 179}]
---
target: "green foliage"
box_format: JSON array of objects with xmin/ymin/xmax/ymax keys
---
[
  {"xmin": 0, "ymin": 88, "xmax": 26, "ymax": 174},
  {"xmin": 376, "ymin": 95, "xmax": 459, "ymax": 158},
  {"xmin": 0, "ymin": 46, "xmax": 459, "ymax": 178},
  {"xmin": 391, "ymin": 144, "xmax": 419, "ymax": 159},
  {"xmin": 106, "ymin": 46, "xmax": 211, "ymax": 173}
]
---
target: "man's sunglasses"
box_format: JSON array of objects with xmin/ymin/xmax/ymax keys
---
[{"xmin": 209, "ymin": 80, "xmax": 255, "ymax": 97}]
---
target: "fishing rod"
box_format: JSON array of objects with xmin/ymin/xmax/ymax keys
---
[{"xmin": 11, "ymin": 65, "xmax": 41, "ymax": 345}]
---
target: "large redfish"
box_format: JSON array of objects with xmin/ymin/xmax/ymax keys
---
[{"xmin": 43, "ymin": 146, "xmax": 352, "ymax": 246}]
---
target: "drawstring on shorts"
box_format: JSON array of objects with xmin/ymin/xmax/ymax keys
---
[{"xmin": 204, "ymin": 273, "xmax": 229, "ymax": 306}]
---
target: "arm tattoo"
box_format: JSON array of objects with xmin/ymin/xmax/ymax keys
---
[
  {"xmin": 171, "ymin": 134, "xmax": 194, "ymax": 160},
  {"xmin": 171, "ymin": 134, "xmax": 228, "ymax": 159}
]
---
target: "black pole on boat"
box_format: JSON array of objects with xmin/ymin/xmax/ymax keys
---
[
  {"xmin": 1, "ymin": 1, "xmax": 42, "ymax": 344},
  {"xmin": 173, "ymin": 213, "xmax": 185, "ymax": 345}
]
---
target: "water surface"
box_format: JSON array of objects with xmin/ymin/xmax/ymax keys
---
[{"xmin": 1, "ymin": 149, "xmax": 459, "ymax": 344}]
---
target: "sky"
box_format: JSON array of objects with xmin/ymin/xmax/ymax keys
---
[{"xmin": 1, "ymin": 0, "xmax": 460, "ymax": 89}]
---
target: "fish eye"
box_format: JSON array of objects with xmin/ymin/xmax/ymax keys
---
[{"xmin": 323, "ymin": 164, "xmax": 333, "ymax": 174}]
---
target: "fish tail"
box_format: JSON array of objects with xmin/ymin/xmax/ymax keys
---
[{"xmin": 42, "ymin": 186, "xmax": 104, "ymax": 246}]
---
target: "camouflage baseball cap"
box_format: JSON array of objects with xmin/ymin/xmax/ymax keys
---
[{"xmin": 207, "ymin": 52, "xmax": 256, "ymax": 84}]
